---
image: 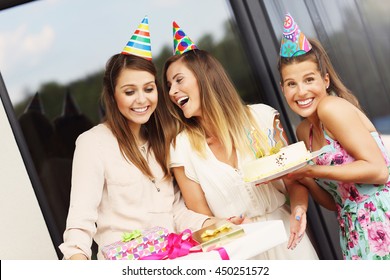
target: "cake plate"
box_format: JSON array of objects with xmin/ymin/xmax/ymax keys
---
[{"xmin": 249, "ymin": 150, "xmax": 323, "ymax": 185}]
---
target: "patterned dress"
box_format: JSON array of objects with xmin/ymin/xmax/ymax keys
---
[{"xmin": 309, "ymin": 126, "xmax": 390, "ymax": 260}]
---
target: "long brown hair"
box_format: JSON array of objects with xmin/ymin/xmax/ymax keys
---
[
  {"xmin": 278, "ymin": 38, "xmax": 362, "ymax": 110},
  {"xmin": 161, "ymin": 49, "xmax": 264, "ymax": 158},
  {"xmin": 101, "ymin": 54, "xmax": 174, "ymax": 178}
]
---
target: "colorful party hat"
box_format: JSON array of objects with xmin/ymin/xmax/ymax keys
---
[
  {"xmin": 280, "ymin": 13, "xmax": 312, "ymax": 57},
  {"xmin": 172, "ymin": 21, "xmax": 198, "ymax": 55},
  {"xmin": 122, "ymin": 16, "xmax": 152, "ymax": 60}
]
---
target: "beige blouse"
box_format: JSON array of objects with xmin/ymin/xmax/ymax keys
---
[{"xmin": 59, "ymin": 123, "xmax": 208, "ymax": 259}]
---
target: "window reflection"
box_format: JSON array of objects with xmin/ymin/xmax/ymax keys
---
[{"xmin": 0, "ymin": 0, "xmax": 259, "ymax": 254}]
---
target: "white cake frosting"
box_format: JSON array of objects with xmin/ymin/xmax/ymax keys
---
[{"xmin": 242, "ymin": 141, "xmax": 312, "ymax": 182}]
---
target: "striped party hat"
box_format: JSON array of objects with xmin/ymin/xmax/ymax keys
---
[
  {"xmin": 280, "ymin": 13, "xmax": 312, "ymax": 57},
  {"xmin": 122, "ymin": 16, "xmax": 152, "ymax": 60},
  {"xmin": 173, "ymin": 21, "xmax": 198, "ymax": 55}
]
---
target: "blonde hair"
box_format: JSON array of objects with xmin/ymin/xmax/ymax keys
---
[
  {"xmin": 161, "ymin": 49, "xmax": 265, "ymax": 158},
  {"xmin": 278, "ymin": 38, "xmax": 362, "ymax": 110}
]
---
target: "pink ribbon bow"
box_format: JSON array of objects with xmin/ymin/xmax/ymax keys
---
[{"xmin": 140, "ymin": 229, "xmax": 229, "ymax": 260}]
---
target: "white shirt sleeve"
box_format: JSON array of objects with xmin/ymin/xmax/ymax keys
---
[
  {"xmin": 169, "ymin": 132, "xmax": 200, "ymax": 183},
  {"xmin": 248, "ymin": 103, "xmax": 279, "ymax": 129}
]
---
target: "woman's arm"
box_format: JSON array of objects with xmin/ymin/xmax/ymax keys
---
[
  {"xmin": 59, "ymin": 132, "xmax": 104, "ymax": 260},
  {"xmin": 69, "ymin": 254, "xmax": 88, "ymax": 260},
  {"xmin": 172, "ymin": 166, "xmax": 246, "ymax": 225},
  {"xmin": 283, "ymin": 177, "xmax": 309, "ymax": 249},
  {"xmin": 172, "ymin": 166, "xmax": 213, "ymax": 216},
  {"xmin": 294, "ymin": 120, "xmax": 337, "ymax": 211},
  {"xmin": 171, "ymin": 180, "xmax": 213, "ymax": 232},
  {"xmin": 271, "ymin": 117, "xmax": 310, "ymax": 248},
  {"xmin": 290, "ymin": 97, "xmax": 388, "ymax": 184},
  {"xmin": 297, "ymin": 177, "xmax": 337, "ymax": 211}
]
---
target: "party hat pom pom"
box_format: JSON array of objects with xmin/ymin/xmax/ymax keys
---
[
  {"xmin": 122, "ymin": 16, "xmax": 152, "ymax": 60},
  {"xmin": 280, "ymin": 13, "xmax": 312, "ymax": 58}
]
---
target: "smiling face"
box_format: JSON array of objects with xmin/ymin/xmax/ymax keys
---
[
  {"xmin": 165, "ymin": 58, "xmax": 202, "ymax": 119},
  {"xmin": 281, "ymin": 60, "xmax": 329, "ymax": 119},
  {"xmin": 114, "ymin": 68, "xmax": 158, "ymax": 133}
]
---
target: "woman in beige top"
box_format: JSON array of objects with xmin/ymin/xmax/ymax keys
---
[{"xmin": 59, "ymin": 20, "xmax": 215, "ymax": 259}]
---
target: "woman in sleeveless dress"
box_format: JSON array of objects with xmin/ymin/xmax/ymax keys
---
[{"xmin": 278, "ymin": 13, "xmax": 390, "ymax": 259}]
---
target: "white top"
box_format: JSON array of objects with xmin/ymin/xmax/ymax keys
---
[
  {"xmin": 59, "ymin": 123, "xmax": 208, "ymax": 260},
  {"xmin": 170, "ymin": 104, "xmax": 318, "ymax": 259},
  {"xmin": 171, "ymin": 104, "xmax": 285, "ymax": 219}
]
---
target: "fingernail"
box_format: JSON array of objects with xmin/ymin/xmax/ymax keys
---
[
  {"xmin": 295, "ymin": 216, "xmax": 301, "ymax": 221},
  {"xmin": 240, "ymin": 214, "xmax": 243, "ymax": 218}
]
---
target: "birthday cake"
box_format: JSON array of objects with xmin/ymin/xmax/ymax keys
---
[{"xmin": 242, "ymin": 141, "xmax": 312, "ymax": 183}]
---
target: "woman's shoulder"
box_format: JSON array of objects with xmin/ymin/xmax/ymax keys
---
[
  {"xmin": 317, "ymin": 96, "xmax": 361, "ymax": 125},
  {"xmin": 318, "ymin": 96, "xmax": 353, "ymax": 114},
  {"xmin": 173, "ymin": 130, "xmax": 191, "ymax": 147},
  {"xmin": 247, "ymin": 103, "xmax": 279, "ymax": 128},
  {"xmin": 76, "ymin": 123, "xmax": 113, "ymax": 144},
  {"xmin": 318, "ymin": 96, "xmax": 376, "ymax": 134}
]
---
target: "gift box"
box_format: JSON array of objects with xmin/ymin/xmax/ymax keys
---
[
  {"xmin": 192, "ymin": 221, "xmax": 245, "ymax": 252},
  {"xmin": 178, "ymin": 220, "xmax": 287, "ymax": 260},
  {"xmin": 101, "ymin": 226, "xmax": 169, "ymax": 260}
]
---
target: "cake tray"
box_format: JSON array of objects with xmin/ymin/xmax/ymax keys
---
[{"xmin": 247, "ymin": 150, "xmax": 323, "ymax": 185}]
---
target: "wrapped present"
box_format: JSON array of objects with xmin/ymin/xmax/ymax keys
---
[
  {"xmin": 141, "ymin": 228, "xmax": 230, "ymax": 260},
  {"xmin": 192, "ymin": 221, "xmax": 245, "ymax": 252},
  {"xmin": 141, "ymin": 229, "xmax": 200, "ymax": 260},
  {"xmin": 101, "ymin": 226, "xmax": 169, "ymax": 260}
]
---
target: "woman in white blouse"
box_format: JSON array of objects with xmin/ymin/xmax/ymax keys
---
[{"xmin": 161, "ymin": 44, "xmax": 319, "ymax": 259}]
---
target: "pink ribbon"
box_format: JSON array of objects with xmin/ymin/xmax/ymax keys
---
[
  {"xmin": 140, "ymin": 229, "xmax": 229, "ymax": 260},
  {"xmin": 212, "ymin": 247, "xmax": 229, "ymax": 260}
]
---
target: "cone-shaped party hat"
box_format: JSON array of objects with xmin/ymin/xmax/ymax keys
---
[
  {"xmin": 122, "ymin": 16, "xmax": 152, "ymax": 60},
  {"xmin": 173, "ymin": 21, "xmax": 198, "ymax": 55},
  {"xmin": 280, "ymin": 13, "xmax": 312, "ymax": 57}
]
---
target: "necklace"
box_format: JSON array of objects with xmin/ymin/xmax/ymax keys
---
[
  {"xmin": 139, "ymin": 144, "xmax": 160, "ymax": 192},
  {"xmin": 150, "ymin": 178, "xmax": 160, "ymax": 192}
]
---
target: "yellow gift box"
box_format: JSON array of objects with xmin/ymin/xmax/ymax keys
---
[{"xmin": 192, "ymin": 221, "xmax": 245, "ymax": 252}]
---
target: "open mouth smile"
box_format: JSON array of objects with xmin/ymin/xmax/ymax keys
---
[
  {"xmin": 296, "ymin": 98, "xmax": 313, "ymax": 107},
  {"xmin": 177, "ymin": 96, "xmax": 189, "ymax": 107},
  {"xmin": 132, "ymin": 106, "xmax": 149, "ymax": 113}
]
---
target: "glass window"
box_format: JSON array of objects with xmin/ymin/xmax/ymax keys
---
[{"xmin": 0, "ymin": 0, "xmax": 259, "ymax": 255}]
